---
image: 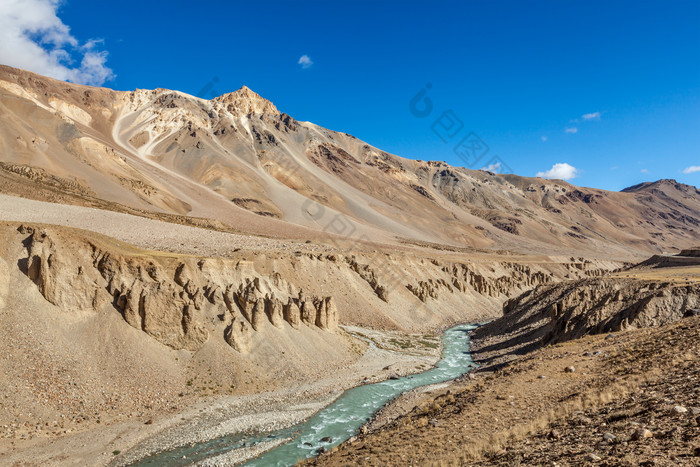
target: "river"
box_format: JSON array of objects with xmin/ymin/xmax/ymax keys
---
[{"xmin": 132, "ymin": 323, "xmax": 478, "ymax": 466}]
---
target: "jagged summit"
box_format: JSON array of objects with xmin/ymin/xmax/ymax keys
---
[
  {"xmin": 213, "ymin": 85, "xmax": 279, "ymax": 116},
  {"xmin": 622, "ymin": 179, "xmax": 687, "ymax": 193}
]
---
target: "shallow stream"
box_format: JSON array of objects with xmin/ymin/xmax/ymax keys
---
[{"xmin": 132, "ymin": 323, "xmax": 478, "ymax": 466}]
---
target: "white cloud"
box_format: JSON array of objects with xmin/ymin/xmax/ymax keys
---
[
  {"xmin": 541, "ymin": 136, "xmax": 547, "ymax": 142},
  {"xmin": 564, "ymin": 127, "xmax": 578, "ymax": 134},
  {"xmin": 0, "ymin": 0, "xmax": 114, "ymax": 85},
  {"xmin": 480, "ymin": 162, "xmax": 501, "ymax": 173},
  {"xmin": 582, "ymin": 111, "xmax": 601, "ymax": 120},
  {"xmin": 641, "ymin": 169, "xmax": 648, "ymax": 173},
  {"xmin": 683, "ymin": 166, "xmax": 700, "ymax": 174},
  {"xmin": 536, "ymin": 163, "xmax": 578, "ymax": 180},
  {"xmin": 297, "ymin": 54, "xmax": 313, "ymax": 69}
]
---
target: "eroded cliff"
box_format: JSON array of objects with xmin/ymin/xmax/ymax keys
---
[
  {"xmin": 19, "ymin": 225, "xmax": 339, "ymax": 352},
  {"xmin": 12, "ymin": 223, "xmax": 621, "ymax": 355},
  {"xmin": 472, "ymin": 273, "xmax": 700, "ymax": 365}
]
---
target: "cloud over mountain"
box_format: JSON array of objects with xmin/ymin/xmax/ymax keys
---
[{"xmin": 537, "ymin": 163, "xmax": 579, "ymax": 180}]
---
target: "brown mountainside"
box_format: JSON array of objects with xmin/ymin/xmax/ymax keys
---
[{"xmin": 1, "ymin": 64, "xmax": 699, "ymax": 259}]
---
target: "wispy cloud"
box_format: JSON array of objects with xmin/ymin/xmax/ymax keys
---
[
  {"xmin": 0, "ymin": 0, "xmax": 114, "ymax": 85},
  {"xmin": 536, "ymin": 162, "xmax": 578, "ymax": 180},
  {"xmin": 683, "ymin": 166, "xmax": 700, "ymax": 174},
  {"xmin": 581, "ymin": 111, "xmax": 601, "ymax": 121},
  {"xmin": 564, "ymin": 127, "xmax": 578, "ymax": 134},
  {"xmin": 541, "ymin": 136, "xmax": 547, "ymax": 142},
  {"xmin": 480, "ymin": 162, "xmax": 501, "ymax": 173},
  {"xmin": 297, "ymin": 54, "xmax": 313, "ymax": 69},
  {"xmin": 641, "ymin": 169, "xmax": 648, "ymax": 173}
]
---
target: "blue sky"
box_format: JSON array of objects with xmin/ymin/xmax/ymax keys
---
[{"xmin": 1, "ymin": 1, "xmax": 698, "ymax": 191}]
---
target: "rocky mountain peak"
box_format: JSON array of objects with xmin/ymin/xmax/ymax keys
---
[
  {"xmin": 213, "ymin": 85, "xmax": 279, "ymax": 116},
  {"xmin": 622, "ymin": 178, "xmax": 689, "ymax": 193}
]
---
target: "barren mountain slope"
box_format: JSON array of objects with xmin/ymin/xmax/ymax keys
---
[{"xmin": 1, "ymin": 65, "xmax": 699, "ymax": 258}]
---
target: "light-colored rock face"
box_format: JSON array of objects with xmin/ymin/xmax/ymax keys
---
[
  {"xmin": 284, "ymin": 299, "xmax": 301, "ymax": 329},
  {"xmin": 405, "ymin": 260, "xmax": 556, "ymax": 302},
  {"xmin": 22, "ymin": 226, "xmax": 211, "ymax": 351},
  {"xmin": 24, "ymin": 227, "xmax": 104, "ymax": 312},
  {"xmin": 251, "ymin": 299, "xmax": 267, "ymax": 331},
  {"xmin": 212, "ymin": 86, "xmax": 280, "ymax": 116},
  {"xmin": 266, "ymin": 297, "xmax": 285, "ymax": 328},
  {"xmin": 346, "ymin": 258, "xmax": 389, "ymax": 302},
  {"xmin": 224, "ymin": 317, "xmax": 252, "ymax": 353},
  {"xmin": 17, "ymin": 225, "xmax": 343, "ymax": 352},
  {"xmin": 316, "ymin": 297, "xmax": 338, "ymax": 330},
  {"xmin": 301, "ymin": 299, "xmax": 317, "ymax": 327}
]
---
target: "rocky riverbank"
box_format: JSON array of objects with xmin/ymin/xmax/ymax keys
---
[
  {"xmin": 0, "ymin": 325, "xmax": 441, "ymax": 467},
  {"xmin": 306, "ymin": 316, "xmax": 700, "ymax": 466}
]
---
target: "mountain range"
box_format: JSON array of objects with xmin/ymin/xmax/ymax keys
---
[{"xmin": 1, "ymin": 64, "xmax": 698, "ymax": 259}]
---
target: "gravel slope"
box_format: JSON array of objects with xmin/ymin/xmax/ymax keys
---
[{"xmin": 0, "ymin": 193, "xmax": 303, "ymax": 255}]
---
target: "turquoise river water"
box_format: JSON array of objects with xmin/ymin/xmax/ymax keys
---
[{"xmin": 132, "ymin": 323, "xmax": 478, "ymax": 466}]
